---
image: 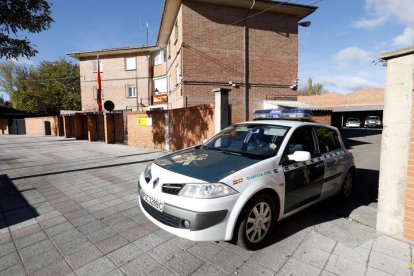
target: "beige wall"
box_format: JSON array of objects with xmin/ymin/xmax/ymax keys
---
[
  {"xmin": 25, "ymin": 116, "xmax": 62, "ymax": 136},
  {"xmin": 377, "ymin": 48, "xmax": 414, "ymax": 241}
]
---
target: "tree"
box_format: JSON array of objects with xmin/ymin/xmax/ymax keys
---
[
  {"xmin": 13, "ymin": 59, "xmax": 81, "ymax": 114},
  {"xmin": 298, "ymin": 78, "xmax": 327, "ymax": 96},
  {"xmin": 0, "ymin": 0, "xmax": 53, "ymax": 59},
  {"xmin": 0, "ymin": 60, "xmax": 31, "ymax": 108},
  {"xmin": 0, "ymin": 96, "xmax": 11, "ymax": 107}
]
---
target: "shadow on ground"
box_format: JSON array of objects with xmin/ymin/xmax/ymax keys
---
[{"xmin": 0, "ymin": 174, "xmax": 39, "ymax": 229}]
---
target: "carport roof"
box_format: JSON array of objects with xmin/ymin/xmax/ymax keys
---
[{"xmin": 332, "ymin": 105, "xmax": 384, "ymax": 112}]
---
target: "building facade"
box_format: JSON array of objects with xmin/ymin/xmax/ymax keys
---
[{"xmin": 69, "ymin": 0, "xmax": 316, "ymax": 122}]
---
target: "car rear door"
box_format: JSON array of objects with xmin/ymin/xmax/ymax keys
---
[
  {"xmin": 314, "ymin": 127, "xmax": 345, "ymax": 198},
  {"xmin": 281, "ymin": 126, "xmax": 325, "ymax": 214}
]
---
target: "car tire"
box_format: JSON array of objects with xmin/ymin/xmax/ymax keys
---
[
  {"xmin": 235, "ymin": 194, "xmax": 276, "ymax": 250},
  {"xmin": 340, "ymin": 171, "xmax": 353, "ymax": 198}
]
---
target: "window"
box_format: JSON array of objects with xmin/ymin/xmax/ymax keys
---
[
  {"xmin": 154, "ymin": 77, "xmax": 167, "ymax": 94},
  {"xmin": 154, "ymin": 50, "xmax": 166, "ymax": 65},
  {"xmin": 126, "ymin": 85, "xmax": 137, "ymax": 98},
  {"xmin": 168, "ymin": 42, "xmax": 171, "ymax": 59},
  {"xmin": 93, "ymin": 86, "xmax": 104, "ymax": 99},
  {"xmin": 283, "ymin": 127, "xmax": 316, "ymax": 158},
  {"xmin": 175, "ymin": 65, "xmax": 180, "ymax": 85},
  {"xmin": 174, "ymin": 20, "xmax": 178, "ymax": 44},
  {"xmin": 92, "ymin": 60, "xmax": 103, "ymax": 72},
  {"xmin": 125, "ymin": 57, "xmax": 136, "ymax": 70},
  {"xmin": 315, "ymin": 127, "xmax": 341, "ymax": 154}
]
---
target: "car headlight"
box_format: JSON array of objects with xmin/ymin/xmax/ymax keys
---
[
  {"xmin": 143, "ymin": 163, "xmax": 152, "ymax": 183},
  {"xmin": 178, "ymin": 183, "xmax": 238, "ymax": 198}
]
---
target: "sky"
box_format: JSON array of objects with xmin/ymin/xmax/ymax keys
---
[{"xmin": 2, "ymin": 0, "xmax": 414, "ymax": 100}]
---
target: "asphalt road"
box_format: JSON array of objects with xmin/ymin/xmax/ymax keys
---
[{"xmin": 340, "ymin": 128, "xmax": 382, "ymax": 206}]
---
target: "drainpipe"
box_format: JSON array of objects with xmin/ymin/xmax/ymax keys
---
[{"xmin": 243, "ymin": 0, "xmax": 255, "ymax": 121}]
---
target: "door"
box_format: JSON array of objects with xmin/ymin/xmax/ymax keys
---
[
  {"xmin": 314, "ymin": 127, "xmax": 345, "ymax": 198},
  {"xmin": 282, "ymin": 126, "xmax": 324, "ymax": 214}
]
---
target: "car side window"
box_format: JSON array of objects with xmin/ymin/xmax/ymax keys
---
[
  {"xmin": 282, "ymin": 127, "xmax": 316, "ymax": 162},
  {"xmin": 315, "ymin": 127, "xmax": 341, "ymax": 154}
]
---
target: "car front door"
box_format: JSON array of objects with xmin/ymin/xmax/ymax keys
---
[{"xmin": 281, "ymin": 126, "xmax": 325, "ymax": 214}]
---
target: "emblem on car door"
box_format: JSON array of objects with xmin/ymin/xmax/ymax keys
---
[{"xmin": 153, "ymin": 178, "xmax": 160, "ymax": 189}]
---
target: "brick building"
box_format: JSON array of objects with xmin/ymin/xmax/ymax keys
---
[{"xmin": 68, "ymin": 0, "xmax": 316, "ymax": 122}]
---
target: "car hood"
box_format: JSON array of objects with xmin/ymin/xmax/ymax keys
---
[{"xmin": 154, "ymin": 147, "xmax": 262, "ymax": 182}]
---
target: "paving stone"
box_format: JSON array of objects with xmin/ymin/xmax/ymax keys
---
[
  {"xmin": 107, "ymin": 243, "xmax": 143, "ymax": 266},
  {"xmin": 95, "ymin": 234, "xmax": 129, "ymax": 254},
  {"xmin": 190, "ymin": 263, "xmax": 227, "ymax": 276},
  {"xmin": 77, "ymin": 220, "xmax": 106, "ymax": 235},
  {"xmin": 56, "ymin": 236, "xmax": 92, "ymax": 256},
  {"xmin": 278, "ymin": 257, "xmax": 320, "ymax": 276},
  {"xmin": 372, "ymin": 235, "xmax": 411, "ymax": 261},
  {"xmin": 0, "ymin": 264, "xmax": 26, "ymax": 276},
  {"xmin": 170, "ymin": 236, "xmax": 197, "ymax": 250},
  {"xmin": 64, "ymin": 209, "xmax": 89, "ymax": 220},
  {"xmin": 66, "ymin": 245, "xmax": 103, "ymax": 270},
  {"xmin": 140, "ymin": 220, "xmax": 160, "ymax": 232},
  {"xmin": 369, "ymin": 251, "xmax": 411, "ymax": 276},
  {"xmin": 69, "ymin": 214, "xmax": 97, "ymax": 227},
  {"xmin": 31, "ymin": 260, "xmax": 72, "ymax": 276},
  {"xmin": 11, "ymin": 223, "xmax": 42, "ymax": 240},
  {"xmin": 52, "ymin": 228, "xmax": 83, "ymax": 245},
  {"xmin": 165, "ymin": 251, "xmax": 204, "ymax": 275},
  {"xmin": 0, "ymin": 242, "xmax": 15, "ymax": 258},
  {"xmin": 234, "ymin": 259, "xmax": 275, "ymax": 276},
  {"xmin": 0, "ymin": 252, "xmax": 21, "ymax": 271},
  {"xmin": 110, "ymin": 219, "xmax": 137, "ymax": 233},
  {"xmin": 38, "ymin": 215, "xmax": 67, "ymax": 230},
  {"xmin": 120, "ymin": 254, "xmax": 160, "ymax": 275},
  {"xmin": 121, "ymin": 225, "xmax": 151, "ymax": 242},
  {"xmin": 325, "ymin": 254, "xmax": 366, "ymax": 276},
  {"xmin": 0, "ymin": 231, "xmax": 11, "ymax": 246},
  {"xmin": 366, "ymin": 266, "xmax": 394, "ymax": 276},
  {"xmin": 19, "ymin": 239, "xmax": 56, "ymax": 260},
  {"xmin": 74, "ymin": 256, "xmax": 116, "ymax": 276},
  {"xmin": 187, "ymin": 242, "xmax": 223, "ymax": 260},
  {"xmin": 133, "ymin": 233, "xmax": 166, "ymax": 252},
  {"xmin": 45, "ymin": 221, "xmax": 74, "ymax": 237},
  {"xmin": 293, "ymin": 244, "xmax": 331, "ymax": 269},
  {"xmin": 14, "ymin": 231, "xmax": 48, "ymax": 249},
  {"xmin": 86, "ymin": 227, "xmax": 117, "ymax": 243},
  {"xmin": 24, "ymin": 247, "xmax": 63, "ymax": 273},
  {"xmin": 148, "ymin": 242, "xmax": 183, "ymax": 263},
  {"xmin": 314, "ymin": 218, "xmax": 376, "ymax": 248},
  {"xmin": 105, "ymin": 269, "xmax": 126, "ymax": 276},
  {"xmin": 147, "ymin": 265, "xmax": 176, "ymax": 276},
  {"xmin": 251, "ymin": 247, "xmax": 289, "ymax": 271},
  {"xmin": 208, "ymin": 248, "xmax": 248, "ymax": 273},
  {"xmin": 302, "ymin": 231, "xmax": 337, "ymax": 252},
  {"xmin": 331, "ymin": 242, "xmax": 370, "ymax": 264}
]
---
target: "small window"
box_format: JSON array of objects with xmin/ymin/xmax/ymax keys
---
[
  {"xmin": 315, "ymin": 127, "xmax": 341, "ymax": 154},
  {"xmin": 168, "ymin": 42, "xmax": 171, "ymax": 59},
  {"xmin": 125, "ymin": 85, "xmax": 137, "ymax": 98},
  {"xmin": 175, "ymin": 65, "xmax": 180, "ymax": 85},
  {"xmin": 174, "ymin": 21, "xmax": 178, "ymax": 44},
  {"xmin": 125, "ymin": 57, "xmax": 136, "ymax": 70},
  {"xmin": 93, "ymin": 86, "xmax": 104, "ymax": 99},
  {"xmin": 154, "ymin": 50, "xmax": 166, "ymax": 65},
  {"xmin": 92, "ymin": 60, "xmax": 103, "ymax": 72}
]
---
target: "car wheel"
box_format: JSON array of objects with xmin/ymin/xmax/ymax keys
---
[
  {"xmin": 236, "ymin": 194, "xmax": 276, "ymax": 250},
  {"xmin": 340, "ymin": 171, "xmax": 353, "ymax": 198}
]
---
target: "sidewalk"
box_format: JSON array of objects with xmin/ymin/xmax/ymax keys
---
[{"xmin": 0, "ymin": 135, "xmax": 412, "ymax": 275}]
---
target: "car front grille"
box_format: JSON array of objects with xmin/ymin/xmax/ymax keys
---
[
  {"xmin": 162, "ymin": 184, "xmax": 184, "ymax": 195},
  {"xmin": 141, "ymin": 199, "xmax": 182, "ymax": 228}
]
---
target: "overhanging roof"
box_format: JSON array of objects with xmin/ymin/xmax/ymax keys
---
[
  {"xmin": 157, "ymin": 0, "xmax": 317, "ymax": 47},
  {"xmin": 264, "ymin": 100, "xmax": 331, "ymax": 111},
  {"xmin": 332, "ymin": 105, "xmax": 384, "ymax": 112},
  {"xmin": 67, "ymin": 45, "xmax": 159, "ymax": 59}
]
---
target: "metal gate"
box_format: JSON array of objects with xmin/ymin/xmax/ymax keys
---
[{"xmin": 9, "ymin": 119, "xmax": 26, "ymax": 135}]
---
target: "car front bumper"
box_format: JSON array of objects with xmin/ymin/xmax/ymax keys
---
[{"xmin": 138, "ymin": 178, "xmax": 239, "ymax": 242}]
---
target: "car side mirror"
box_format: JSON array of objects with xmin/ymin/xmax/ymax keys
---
[{"xmin": 288, "ymin": 151, "xmax": 311, "ymax": 162}]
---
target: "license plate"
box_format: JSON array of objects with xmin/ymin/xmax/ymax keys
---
[{"xmin": 141, "ymin": 190, "xmax": 164, "ymax": 212}]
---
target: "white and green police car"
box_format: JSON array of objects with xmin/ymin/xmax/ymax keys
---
[{"xmin": 138, "ymin": 113, "xmax": 355, "ymax": 250}]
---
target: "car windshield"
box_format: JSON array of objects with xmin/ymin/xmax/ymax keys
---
[
  {"xmin": 204, "ymin": 124, "xmax": 290, "ymax": 158},
  {"xmin": 367, "ymin": 116, "xmax": 378, "ymax": 120},
  {"xmin": 347, "ymin": 119, "xmax": 359, "ymax": 122}
]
